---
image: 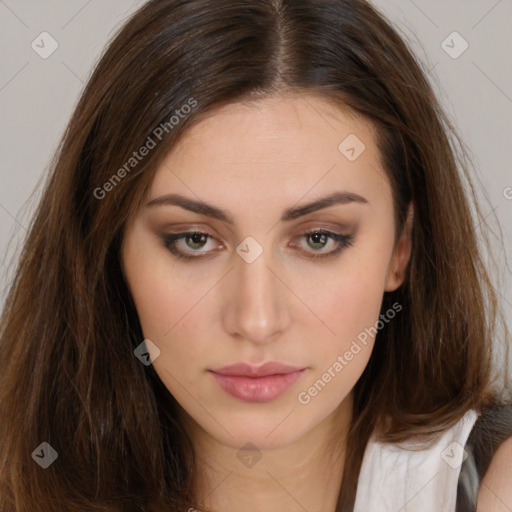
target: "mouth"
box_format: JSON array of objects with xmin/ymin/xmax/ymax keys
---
[{"xmin": 208, "ymin": 362, "xmax": 307, "ymax": 402}]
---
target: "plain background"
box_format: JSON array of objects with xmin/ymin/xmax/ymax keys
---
[{"xmin": 0, "ymin": 0, "xmax": 511, "ymax": 374}]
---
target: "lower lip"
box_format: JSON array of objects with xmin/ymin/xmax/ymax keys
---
[{"xmin": 209, "ymin": 369, "xmax": 306, "ymax": 403}]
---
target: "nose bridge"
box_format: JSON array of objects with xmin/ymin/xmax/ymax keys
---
[{"xmin": 223, "ymin": 245, "xmax": 289, "ymax": 344}]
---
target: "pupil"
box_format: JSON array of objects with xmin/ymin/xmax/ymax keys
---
[
  {"xmin": 309, "ymin": 232, "xmax": 326, "ymax": 249},
  {"xmin": 188, "ymin": 233, "xmax": 206, "ymax": 248}
]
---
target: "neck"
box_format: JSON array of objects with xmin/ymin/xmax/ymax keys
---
[{"xmin": 185, "ymin": 392, "xmax": 353, "ymax": 512}]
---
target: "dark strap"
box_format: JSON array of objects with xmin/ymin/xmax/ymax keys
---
[{"xmin": 456, "ymin": 402, "xmax": 512, "ymax": 511}]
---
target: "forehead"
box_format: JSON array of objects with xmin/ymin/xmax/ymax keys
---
[{"xmin": 149, "ymin": 93, "xmax": 391, "ymax": 211}]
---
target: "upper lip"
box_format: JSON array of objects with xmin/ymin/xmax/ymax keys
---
[{"xmin": 210, "ymin": 362, "xmax": 306, "ymax": 377}]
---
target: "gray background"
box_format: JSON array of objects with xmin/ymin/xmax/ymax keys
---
[{"xmin": 1, "ymin": 1, "xmax": 511, "ymax": 371}]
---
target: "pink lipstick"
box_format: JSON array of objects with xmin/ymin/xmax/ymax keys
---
[{"xmin": 209, "ymin": 362, "xmax": 306, "ymax": 402}]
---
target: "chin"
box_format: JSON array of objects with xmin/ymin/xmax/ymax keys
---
[{"xmin": 194, "ymin": 404, "xmax": 322, "ymax": 451}]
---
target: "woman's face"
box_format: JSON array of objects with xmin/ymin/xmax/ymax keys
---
[{"xmin": 122, "ymin": 93, "xmax": 410, "ymax": 451}]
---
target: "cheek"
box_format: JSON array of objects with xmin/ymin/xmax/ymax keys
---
[
  {"xmin": 306, "ymin": 244, "xmax": 393, "ymax": 352},
  {"xmin": 122, "ymin": 235, "xmax": 170, "ymax": 342},
  {"xmin": 123, "ymin": 229, "xmax": 201, "ymax": 337},
  {"xmin": 300, "ymin": 277, "xmax": 381, "ymax": 402},
  {"xmin": 124, "ymin": 263, "xmax": 173, "ymax": 339},
  {"xmin": 294, "ymin": 249, "xmax": 392, "ymax": 409},
  {"xmin": 125, "ymin": 269, "xmax": 200, "ymax": 414},
  {"xmin": 122, "ymin": 236, "xmax": 213, "ymax": 385}
]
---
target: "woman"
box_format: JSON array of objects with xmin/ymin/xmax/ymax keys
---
[{"xmin": 0, "ymin": 0, "xmax": 510, "ymax": 511}]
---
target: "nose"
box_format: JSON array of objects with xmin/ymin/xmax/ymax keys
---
[{"xmin": 221, "ymin": 249, "xmax": 291, "ymax": 345}]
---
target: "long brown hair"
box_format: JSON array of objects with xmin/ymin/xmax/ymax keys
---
[{"xmin": 0, "ymin": 0, "xmax": 509, "ymax": 510}]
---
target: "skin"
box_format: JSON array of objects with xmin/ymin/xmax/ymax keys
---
[
  {"xmin": 476, "ymin": 437, "xmax": 512, "ymax": 511},
  {"xmin": 121, "ymin": 92, "xmax": 413, "ymax": 512}
]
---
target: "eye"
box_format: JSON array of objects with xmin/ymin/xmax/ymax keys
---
[
  {"xmin": 291, "ymin": 229, "xmax": 354, "ymax": 260},
  {"xmin": 162, "ymin": 231, "xmax": 221, "ymax": 260},
  {"xmin": 161, "ymin": 229, "xmax": 354, "ymax": 261}
]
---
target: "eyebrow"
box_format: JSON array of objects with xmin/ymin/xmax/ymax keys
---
[{"xmin": 145, "ymin": 191, "xmax": 368, "ymax": 223}]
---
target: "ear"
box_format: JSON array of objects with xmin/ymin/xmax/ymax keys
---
[{"xmin": 385, "ymin": 202, "xmax": 413, "ymax": 292}]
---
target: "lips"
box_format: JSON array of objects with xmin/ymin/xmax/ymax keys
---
[
  {"xmin": 208, "ymin": 362, "xmax": 307, "ymax": 402},
  {"xmin": 211, "ymin": 361, "xmax": 306, "ymax": 377}
]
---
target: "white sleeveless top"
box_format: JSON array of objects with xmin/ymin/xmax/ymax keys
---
[{"xmin": 353, "ymin": 409, "xmax": 479, "ymax": 512}]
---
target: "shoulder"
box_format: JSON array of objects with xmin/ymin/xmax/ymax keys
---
[
  {"xmin": 463, "ymin": 401, "xmax": 512, "ymax": 511},
  {"xmin": 476, "ymin": 436, "xmax": 512, "ymax": 511}
]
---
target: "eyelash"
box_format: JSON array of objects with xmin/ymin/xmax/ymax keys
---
[{"xmin": 162, "ymin": 229, "xmax": 354, "ymax": 261}]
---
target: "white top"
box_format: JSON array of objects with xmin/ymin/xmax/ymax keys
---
[{"xmin": 354, "ymin": 409, "xmax": 479, "ymax": 512}]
